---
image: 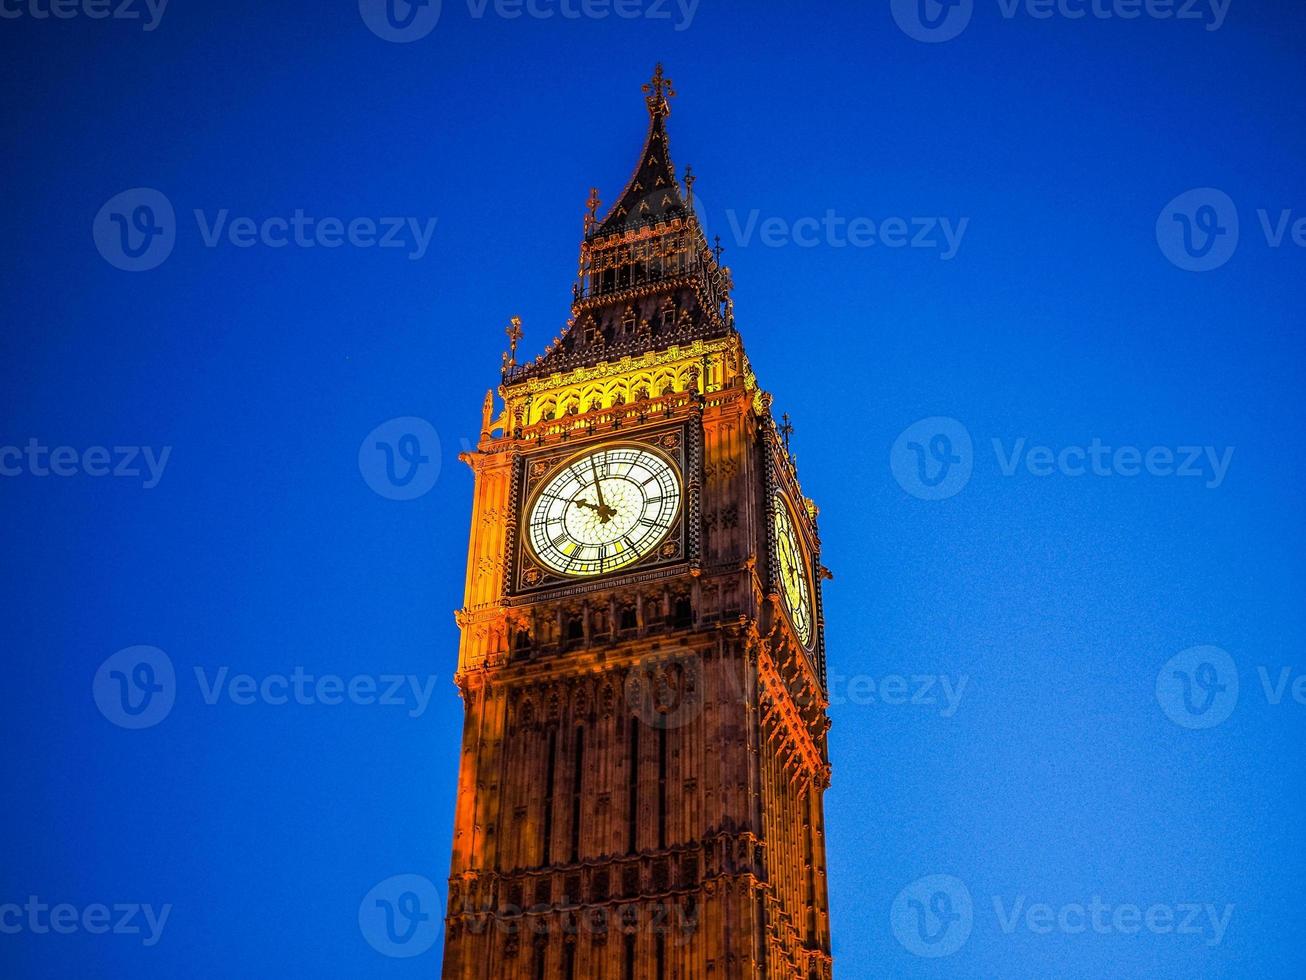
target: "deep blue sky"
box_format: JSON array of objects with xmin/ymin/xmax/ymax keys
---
[{"xmin": 2, "ymin": 1, "xmax": 1303, "ymax": 977}]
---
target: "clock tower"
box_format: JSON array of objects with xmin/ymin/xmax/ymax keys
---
[{"xmin": 443, "ymin": 66, "xmax": 834, "ymax": 980}]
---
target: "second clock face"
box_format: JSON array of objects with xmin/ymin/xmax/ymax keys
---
[
  {"xmin": 773, "ymin": 493, "xmax": 813, "ymax": 648},
  {"xmin": 527, "ymin": 445, "xmax": 682, "ymax": 577}
]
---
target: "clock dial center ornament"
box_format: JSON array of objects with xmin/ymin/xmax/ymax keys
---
[{"xmin": 528, "ymin": 445, "xmax": 682, "ymax": 577}]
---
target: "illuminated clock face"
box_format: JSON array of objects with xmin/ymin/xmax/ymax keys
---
[
  {"xmin": 527, "ymin": 445, "xmax": 682, "ymax": 577},
  {"xmin": 773, "ymin": 493, "xmax": 813, "ymax": 647}
]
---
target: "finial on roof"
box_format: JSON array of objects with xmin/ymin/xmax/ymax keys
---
[
  {"xmin": 780, "ymin": 413, "xmax": 794, "ymax": 453},
  {"xmin": 684, "ymin": 164, "xmax": 695, "ymax": 206},
  {"xmin": 503, "ymin": 315, "xmax": 523, "ymax": 370},
  {"xmin": 643, "ymin": 63, "xmax": 676, "ymax": 118},
  {"xmin": 584, "ymin": 188, "xmax": 601, "ymax": 234}
]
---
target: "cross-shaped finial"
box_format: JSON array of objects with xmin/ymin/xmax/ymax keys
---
[
  {"xmin": 779, "ymin": 412, "xmax": 794, "ymax": 452},
  {"xmin": 584, "ymin": 187, "xmax": 601, "ymax": 233},
  {"xmin": 505, "ymin": 316, "xmax": 523, "ymax": 365},
  {"xmin": 713, "ymin": 235, "xmax": 725, "ymax": 263},
  {"xmin": 643, "ymin": 63, "xmax": 676, "ymax": 118},
  {"xmin": 684, "ymin": 164, "xmax": 695, "ymax": 204}
]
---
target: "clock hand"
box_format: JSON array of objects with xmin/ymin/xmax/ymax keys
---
[{"xmin": 590, "ymin": 458, "xmax": 616, "ymax": 523}]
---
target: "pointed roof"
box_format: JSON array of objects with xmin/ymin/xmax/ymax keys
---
[
  {"xmin": 592, "ymin": 64, "xmax": 691, "ymax": 237},
  {"xmin": 501, "ymin": 64, "xmax": 735, "ymax": 386}
]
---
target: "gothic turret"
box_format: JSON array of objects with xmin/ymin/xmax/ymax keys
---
[{"xmin": 504, "ymin": 65, "xmax": 734, "ymax": 385}]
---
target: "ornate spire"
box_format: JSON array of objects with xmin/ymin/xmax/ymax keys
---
[
  {"xmin": 504, "ymin": 66, "xmax": 734, "ymax": 385},
  {"xmin": 643, "ymin": 63, "xmax": 676, "ymax": 118},
  {"xmin": 780, "ymin": 413, "xmax": 794, "ymax": 453},
  {"xmin": 594, "ymin": 64, "xmax": 688, "ymax": 238},
  {"xmin": 583, "ymin": 188, "xmax": 601, "ymax": 235},
  {"xmin": 501, "ymin": 316, "xmax": 523, "ymax": 373}
]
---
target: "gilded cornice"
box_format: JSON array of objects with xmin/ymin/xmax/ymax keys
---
[{"xmin": 505, "ymin": 335, "xmax": 740, "ymax": 397}]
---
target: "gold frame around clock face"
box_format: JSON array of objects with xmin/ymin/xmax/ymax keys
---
[
  {"xmin": 773, "ymin": 492, "xmax": 813, "ymax": 647},
  {"xmin": 526, "ymin": 444, "xmax": 682, "ymax": 578}
]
